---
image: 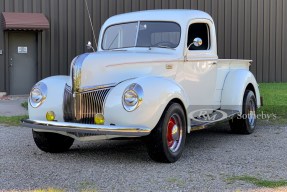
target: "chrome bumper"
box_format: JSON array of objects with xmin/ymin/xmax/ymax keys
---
[{"xmin": 21, "ymin": 119, "xmax": 151, "ymax": 137}]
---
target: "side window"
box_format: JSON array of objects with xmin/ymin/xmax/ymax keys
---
[{"xmin": 187, "ymin": 23, "xmax": 210, "ymax": 50}]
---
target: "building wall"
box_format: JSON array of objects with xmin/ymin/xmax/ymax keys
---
[{"xmin": 0, "ymin": 0, "xmax": 287, "ymax": 92}]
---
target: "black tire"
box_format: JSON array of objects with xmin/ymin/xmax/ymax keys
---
[
  {"xmin": 229, "ymin": 89, "xmax": 257, "ymax": 134},
  {"xmin": 146, "ymin": 103, "xmax": 187, "ymax": 163},
  {"xmin": 32, "ymin": 130, "xmax": 74, "ymax": 153}
]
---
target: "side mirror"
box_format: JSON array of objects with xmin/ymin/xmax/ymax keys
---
[
  {"xmin": 184, "ymin": 37, "xmax": 203, "ymax": 61},
  {"xmin": 86, "ymin": 41, "xmax": 95, "ymax": 52},
  {"xmin": 193, "ymin": 37, "xmax": 203, "ymax": 47}
]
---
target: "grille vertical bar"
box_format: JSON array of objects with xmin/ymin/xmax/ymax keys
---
[{"xmin": 63, "ymin": 85, "xmax": 111, "ymax": 124}]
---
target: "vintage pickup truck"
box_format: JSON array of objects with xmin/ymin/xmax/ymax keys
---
[{"xmin": 22, "ymin": 10, "xmax": 261, "ymax": 163}]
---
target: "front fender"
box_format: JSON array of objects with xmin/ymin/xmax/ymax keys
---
[
  {"xmin": 28, "ymin": 76, "xmax": 69, "ymax": 121},
  {"xmin": 104, "ymin": 76, "xmax": 189, "ymax": 130},
  {"xmin": 221, "ymin": 70, "xmax": 260, "ymax": 113}
]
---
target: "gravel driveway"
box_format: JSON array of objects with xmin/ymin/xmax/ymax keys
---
[{"xmin": 1, "ymin": 123, "xmax": 287, "ymax": 192}]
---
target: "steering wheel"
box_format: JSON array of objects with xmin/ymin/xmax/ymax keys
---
[{"xmin": 152, "ymin": 41, "xmax": 176, "ymax": 48}]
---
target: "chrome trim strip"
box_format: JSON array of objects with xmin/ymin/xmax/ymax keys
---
[
  {"xmin": 21, "ymin": 119, "xmax": 151, "ymax": 137},
  {"xmin": 105, "ymin": 59, "xmax": 183, "ymax": 68},
  {"xmin": 78, "ymin": 83, "xmax": 116, "ymax": 93},
  {"xmin": 72, "ymin": 54, "xmax": 90, "ymax": 121},
  {"xmin": 134, "ymin": 21, "xmax": 140, "ymax": 46},
  {"xmin": 72, "ymin": 53, "xmax": 90, "ymax": 93},
  {"xmin": 65, "ymin": 83, "xmax": 115, "ymax": 93}
]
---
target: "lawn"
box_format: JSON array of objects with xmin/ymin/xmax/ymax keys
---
[
  {"xmin": 258, "ymin": 83, "xmax": 287, "ymax": 124},
  {"xmin": 0, "ymin": 115, "xmax": 28, "ymax": 126},
  {"xmin": 226, "ymin": 175, "xmax": 287, "ymax": 188}
]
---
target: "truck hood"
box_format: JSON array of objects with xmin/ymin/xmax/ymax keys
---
[{"xmin": 69, "ymin": 51, "xmax": 180, "ymax": 91}]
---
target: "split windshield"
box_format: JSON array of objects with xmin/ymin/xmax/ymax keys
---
[{"xmin": 102, "ymin": 21, "xmax": 181, "ymax": 50}]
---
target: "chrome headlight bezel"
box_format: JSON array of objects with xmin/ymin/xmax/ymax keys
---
[
  {"xmin": 29, "ymin": 82, "xmax": 48, "ymax": 108},
  {"xmin": 122, "ymin": 83, "xmax": 143, "ymax": 112}
]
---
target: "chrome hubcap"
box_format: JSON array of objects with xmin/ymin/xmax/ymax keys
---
[
  {"xmin": 171, "ymin": 125, "xmax": 179, "ymax": 140},
  {"xmin": 248, "ymin": 99, "xmax": 256, "ymax": 128},
  {"xmin": 167, "ymin": 114, "xmax": 183, "ymax": 152}
]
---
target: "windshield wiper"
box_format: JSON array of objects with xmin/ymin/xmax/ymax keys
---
[
  {"xmin": 148, "ymin": 45, "xmax": 175, "ymax": 50},
  {"xmin": 107, "ymin": 33, "xmax": 119, "ymax": 50},
  {"xmin": 109, "ymin": 49, "xmax": 127, "ymax": 51}
]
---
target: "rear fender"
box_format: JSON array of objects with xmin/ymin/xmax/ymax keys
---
[{"xmin": 221, "ymin": 70, "xmax": 260, "ymax": 113}]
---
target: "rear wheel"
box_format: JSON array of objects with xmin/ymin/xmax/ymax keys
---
[
  {"xmin": 229, "ymin": 90, "xmax": 257, "ymax": 134},
  {"xmin": 147, "ymin": 103, "xmax": 186, "ymax": 163},
  {"xmin": 32, "ymin": 130, "xmax": 74, "ymax": 153}
]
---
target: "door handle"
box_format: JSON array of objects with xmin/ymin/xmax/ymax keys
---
[{"xmin": 210, "ymin": 62, "xmax": 217, "ymax": 65}]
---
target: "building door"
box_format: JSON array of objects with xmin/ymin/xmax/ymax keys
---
[{"xmin": 8, "ymin": 32, "xmax": 37, "ymax": 95}]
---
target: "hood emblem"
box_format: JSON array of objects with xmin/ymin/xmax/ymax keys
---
[{"xmin": 166, "ymin": 64, "xmax": 173, "ymax": 69}]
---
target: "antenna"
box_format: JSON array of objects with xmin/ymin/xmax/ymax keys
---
[{"xmin": 85, "ymin": 0, "xmax": 98, "ymax": 51}]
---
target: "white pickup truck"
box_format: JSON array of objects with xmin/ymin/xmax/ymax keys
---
[{"xmin": 22, "ymin": 10, "xmax": 261, "ymax": 163}]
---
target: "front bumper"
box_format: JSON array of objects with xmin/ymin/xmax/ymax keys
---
[{"xmin": 21, "ymin": 119, "xmax": 151, "ymax": 137}]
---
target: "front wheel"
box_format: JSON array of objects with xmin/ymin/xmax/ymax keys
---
[
  {"xmin": 32, "ymin": 130, "xmax": 74, "ymax": 153},
  {"xmin": 146, "ymin": 103, "xmax": 186, "ymax": 163},
  {"xmin": 229, "ymin": 89, "xmax": 257, "ymax": 134}
]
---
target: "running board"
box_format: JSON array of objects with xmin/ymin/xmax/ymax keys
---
[{"xmin": 190, "ymin": 109, "xmax": 240, "ymax": 132}]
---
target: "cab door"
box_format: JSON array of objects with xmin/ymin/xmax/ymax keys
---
[{"xmin": 183, "ymin": 19, "xmax": 220, "ymax": 113}]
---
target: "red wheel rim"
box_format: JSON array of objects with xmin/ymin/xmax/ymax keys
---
[
  {"xmin": 167, "ymin": 117, "xmax": 176, "ymax": 148},
  {"xmin": 166, "ymin": 114, "xmax": 183, "ymax": 152}
]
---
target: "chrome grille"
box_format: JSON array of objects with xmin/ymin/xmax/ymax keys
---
[{"xmin": 63, "ymin": 85, "xmax": 111, "ymax": 124}]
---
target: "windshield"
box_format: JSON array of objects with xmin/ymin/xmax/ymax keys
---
[{"xmin": 102, "ymin": 21, "xmax": 181, "ymax": 50}]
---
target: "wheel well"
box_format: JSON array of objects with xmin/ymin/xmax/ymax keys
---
[
  {"xmin": 169, "ymin": 98, "xmax": 188, "ymax": 127},
  {"xmin": 152, "ymin": 98, "xmax": 188, "ymax": 134},
  {"xmin": 246, "ymin": 83, "xmax": 256, "ymax": 98}
]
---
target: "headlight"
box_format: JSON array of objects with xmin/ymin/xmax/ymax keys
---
[
  {"xmin": 122, "ymin": 83, "xmax": 143, "ymax": 112},
  {"xmin": 29, "ymin": 82, "xmax": 47, "ymax": 108}
]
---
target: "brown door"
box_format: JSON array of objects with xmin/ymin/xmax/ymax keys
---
[{"xmin": 8, "ymin": 32, "xmax": 37, "ymax": 95}]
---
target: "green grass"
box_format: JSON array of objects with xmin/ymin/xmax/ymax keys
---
[
  {"xmin": 0, "ymin": 115, "xmax": 28, "ymax": 126},
  {"xmin": 258, "ymin": 83, "xmax": 287, "ymax": 124},
  {"xmin": 5, "ymin": 188, "xmax": 97, "ymax": 192},
  {"xmin": 166, "ymin": 177, "xmax": 186, "ymax": 187},
  {"xmin": 78, "ymin": 181, "xmax": 98, "ymax": 192},
  {"xmin": 32, "ymin": 189, "xmax": 65, "ymax": 192},
  {"xmin": 0, "ymin": 101, "xmax": 28, "ymax": 126},
  {"xmin": 226, "ymin": 176, "xmax": 287, "ymax": 188},
  {"xmin": 21, "ymin": 101, "xmax": 28, "ymax": 110},
  {"xmin": 80, "ymin": 190, "xmax": 98, "ymax": 192}
]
